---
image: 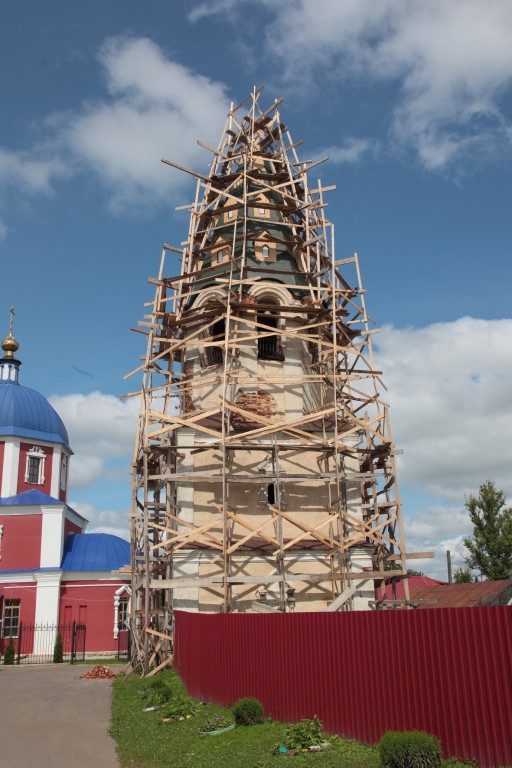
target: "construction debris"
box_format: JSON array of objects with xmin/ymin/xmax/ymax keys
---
[{"xmin": 79, "ymin": 665, "xmax": 116, "ymax": 680}]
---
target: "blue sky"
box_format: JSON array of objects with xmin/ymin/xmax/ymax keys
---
[{"xmin": 1, "ymin": 0, "xmax": 511, "ymax": 579}]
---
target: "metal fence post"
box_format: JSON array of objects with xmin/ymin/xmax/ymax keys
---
[
  {"xmin": 71, "ymin": 620, "xmax": 76, "ymax": 664},
  {"xmin": 16, "ymin": 622, "xmax": 22, "ymax": 665}
]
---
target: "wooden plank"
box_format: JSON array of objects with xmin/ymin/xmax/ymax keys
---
[{"xmin": 325, "ymin": 585, "xmax": 357, "ymax": 611}]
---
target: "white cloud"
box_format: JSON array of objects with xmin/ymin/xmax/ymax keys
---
[
  {"xmin": 323, "ymin": 138, "xmax": 376, "ymax": 165},
  {"xmin": 70, "ymin": 501, "xmax": 130, "ymax": 541},
  {"xmin": 368, "ymin": 316, "xmax": 512, "ymax": 576},
  {"xmin": 193, "ymin": 0, "xmax": 512, "ymax": 169},
  {"xmin": 370, "ymin": 316, "xmax": 508, "ymax": 579},
  {"xmin": 48, "ymin": 391, "xmax": 139, "ymax": 489},
  {"xmin": 0, "ymin": 148, "xmax": 68, "ymax": 194},
  {"xmin": 63, "ymin": 37, "xmax": 230, "ymax": 210},
  {"xmin": 0, "ymin": 37, "xmax": 230, "ymax": 215}
]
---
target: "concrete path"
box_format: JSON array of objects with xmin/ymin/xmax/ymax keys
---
[{"xmin": 0, "ymin": 664, "xmax": 120, "ymax": 768}]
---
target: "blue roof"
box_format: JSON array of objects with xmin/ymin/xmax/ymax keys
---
[
  {"xmin": 0, "ymin": 380, "xmax": 71, "ymax": 449},
  {"xmin": 61, "ymin": 533, "xmax": 130, "ymax": 572},
  {"xmin": 0, "ymin": 489, "xmax": 62, "ymax": 506}
]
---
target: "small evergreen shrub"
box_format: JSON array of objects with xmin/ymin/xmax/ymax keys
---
[
  {"xmin": 3, "ymin": 636, "xmax": 15, "ymax": 665},
  {"xmin": 378, "ymin": 731, "xmax": 442, "ymax": 768},
  {"xmin": 53, "ymin": 633, "xmax": 64, "ymax": 663},
  {"xmin": 233, "ymin": 697, "xmax": 264, "ymax": 726}
]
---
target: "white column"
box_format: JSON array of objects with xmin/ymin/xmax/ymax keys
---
[
  {"xmin": 50, "ymin": 445, "xmax": 62, "ymax": 498},
  {"xmin": 33, "ymin": 570, "xmax": 63, "ymax": 655},
  {"xmin": 40, "ymin": 506, "xmax": 65, "ymax": 567},
  {"xmin": 1, "ymin": 439, "xmax": 20, "ymax": 497}
]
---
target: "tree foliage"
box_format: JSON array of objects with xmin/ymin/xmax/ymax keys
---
[
  {"xmin": 453, "ymin": 567, "xmax": 473, "ymax": 584},
  {"xmin": 463, "ymin": 481, "xmax": 512, "ymax": 580}
]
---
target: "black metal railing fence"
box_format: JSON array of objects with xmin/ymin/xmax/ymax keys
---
[{"xmin": 3, "ymin": 622, "xmax": 86, "ymax": 665}]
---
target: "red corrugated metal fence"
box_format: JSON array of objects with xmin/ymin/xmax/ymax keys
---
[{"xmin": 174, "ymin": 607, "xmax": 512, "ymax": 767}]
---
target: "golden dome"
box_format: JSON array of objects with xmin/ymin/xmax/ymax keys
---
[{"xmin": 1, "ymin": 307, "xmax": 19, "ymax": 359}]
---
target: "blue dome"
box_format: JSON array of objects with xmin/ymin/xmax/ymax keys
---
[
  {"xmin": 0, "ymin": 380, "xmax": 70, "ymax": 448},
  {"xmin": 61, "ymin": 533, "xmax": 130, "ymax": 572}
]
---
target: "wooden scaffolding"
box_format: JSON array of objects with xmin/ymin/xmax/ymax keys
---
[{"xmin": 128, "ymin": 90, "xmax": 411, "ymax": 675}]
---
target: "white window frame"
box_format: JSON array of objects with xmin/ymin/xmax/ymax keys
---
[
  {"xmin": 2, "ymin": 599, "xmax": 20, "ymax": 638},
  {"xmin": 113, "ymin": 586, "xmax": 132, "ymax": 639},
  {"xmin": 60, "ymin": 454, "xmax": 68, "ymax": 492},
  {"xmin": 25, "ymin": 446, "xmax": 46, "ymax": 485}
]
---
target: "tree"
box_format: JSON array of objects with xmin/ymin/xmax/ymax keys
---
[
  {"xmin": 53, "ymin": 632, "xmax": 64, "ymax": 663},
  {"xmin": 406, "ymin": 569, "xmax": 425, "ymax": 577},
  {"xmin": 3, "ymin": 636, "xmax": 15, "ymax": 665},
  {"xmin": 463, "ymin": 481, "xmax": 512, "ymax": 580},
  {"xmin": 453, "ymin": 566, "xmax": 473, "ymax": 583}
]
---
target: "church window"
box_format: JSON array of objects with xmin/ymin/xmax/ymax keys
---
[
  {"xmin": 261, "ymin": 245, "xmax": 270, "ymax": 259},
  {"xmin": 267, "ymin": 483, "xmax": 275, "ymax": 505},
  {"xmin": 2, "ymin": 599, "xmax": 20, "ymax": 638},
  {"xmin": 25, "ymin": 447, "xmax": 45, "ymax": 485},
  {"xmin": 228, "ymin": 209, "xmax": 233, "ymax": 219},
  {"xmin": 216, "ymin": 249, "xmax": 224, "ymax": 263},
  {"xmin": 206, "ymin": 320, "xmax": 225, "ymax": 366},
  {"xmin": 257, "ymin": 306, "xmax": 284, "ymax": 362},
  {"xmin": 60, "ymin": 455, "xmax": 68, "ymax": 491}
]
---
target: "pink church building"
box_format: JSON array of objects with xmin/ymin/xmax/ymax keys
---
[{"xmin": 0, "ymin": 319, "xmax": 130, "ymax": 660}]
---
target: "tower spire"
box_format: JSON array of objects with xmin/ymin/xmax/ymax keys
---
[{"xmin": 1, "ymin": 306, "xmax": 21, "ymax": 383}]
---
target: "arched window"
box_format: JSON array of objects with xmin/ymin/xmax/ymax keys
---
[
  {"xmin": 261, "ymin": 245, "xmax": 270, "ymax": 259},
  {"xmin": 206, "ymin": 319, "xmax": 225, "ymax": 365},
  {"xmin": 216, "ymin": 249, "xmax": 224, "ymax": 263},
  {"xmin": 257, "ymin": 303, "xmax": 284, "ymax": 361}
]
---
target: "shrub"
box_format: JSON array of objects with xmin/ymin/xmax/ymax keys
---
[
  {"xmin": 233, "ymin": 697, "xmax": 264, "ymax": 726},
  {"xmin": 161, "ymin": 693, "xmax": 198, "ymax": 720},
  {"xmin": 53, "ymin": 633, "xmax": 64, "ymax": 663},
  {"xmin": 3, "ymin": 636, "xmax": 15, "ymax": 665},
  {"xmin": 378, "ymin": 731, "xmax": 442, "ymax": 768},
  {"xmin": 138, "ymin": 675, "xmax": 173, "ymax": 707},
  {"xmin": 282, "ymin": 715, "xmax": 324, "ymax": 750}
]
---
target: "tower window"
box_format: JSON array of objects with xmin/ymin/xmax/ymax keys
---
[
  {"xmin": 206, "ymin": 320, "xmax": 225, "ymax": 366},
  {"xmin": 60, "ymin": 455, "xmax": 68, "ymax": 491},
  {"xmin": 257, "ymin": 307, "xmax": 284, "ymax": 362},
  {"xmin": 261, "ymin": 245, "xmax": 270, "ymax": 259},
  {"xmin": 267, "ymin": 483, "xmax": 275, "ymax": 505},
  {"xmin": 228, "ymin": 210, "xmax": 233, "ymax": 219},
  {"xmin": 216, "ymin": 249, "xmax": 224, "ymax": 263},
  {"xmin": 25, "ymin": 447, "xmax": 46, "ymax": 485}
]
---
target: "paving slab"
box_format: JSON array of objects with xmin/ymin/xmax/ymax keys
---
[{"xmin": 0, "ymin": 664, "xmax": 120, "ymax": 768}]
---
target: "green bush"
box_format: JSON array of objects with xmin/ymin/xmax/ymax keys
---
[
  {"xmin": 53, "ymin": 632, "xmax": 64, "ymax": 663},
  {"xmin": 3, "ymin": 636, "xmax": 15, "ymax": 665},
  {"xmin": 282, "ymin": 715, "xmax": 324, "ymax": 750},
  {"xmin": 138, "ymin": 675, "xmax": 173, "ymax": 707},
  {"xmin": 378, "ymin": 730, "xmax": 442, "ymax": 768},
  {"xmin": 233, "ymin": 697, "xmax": 264, "ymax": 726},
  {"xmin": 161, "ymin": 693, "xmax": 198, "ymax": 719}
]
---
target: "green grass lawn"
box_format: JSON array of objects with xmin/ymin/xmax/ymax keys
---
[
  {"xmin": 110, "ymin": 667, "xmax": 489, "ymax": 768},
  {"xmin": 110, "ymin": 668, "xmax": 379, "ymax": 768}
]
